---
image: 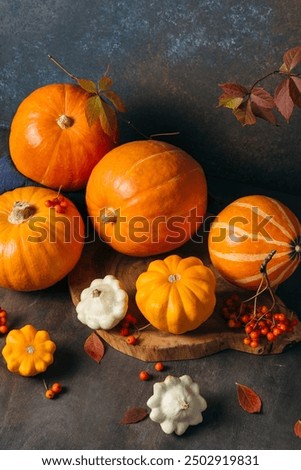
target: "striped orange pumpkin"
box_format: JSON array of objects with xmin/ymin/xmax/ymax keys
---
[{"xmin": 208, "ymin": 195, "xmax": 300, "ymax": 290}]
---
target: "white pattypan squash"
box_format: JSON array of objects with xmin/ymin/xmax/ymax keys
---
[
  {"xmin": 147, "ymin": 375, "xmax": 207, "ymax": 435},
  {"xmin": 76, "ymin": 275, "xmax": 128, "ymax": 330}
]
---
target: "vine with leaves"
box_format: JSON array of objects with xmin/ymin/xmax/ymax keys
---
[{"xmin": 218, "ymin": 45, "xmax": 301, "ymax": 125}]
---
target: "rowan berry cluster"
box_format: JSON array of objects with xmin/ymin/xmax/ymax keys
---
[
  {"xmin": 119, "ymin": 313, "xmax": 139, "ymax": 345},
  {"xmin": 44, "ymin": 195, "xmax": 68, "ymax": 213},
  {"xmin": 222, "ymin": 294, "xmax": 298, "ymax": 348},
  {"xmin": 44, "ymin": 380, "xmax": 63, "ymax": 399},
  {"xmin": 0, "ymin": 307, "xmax": 9, "ymax": 335}
]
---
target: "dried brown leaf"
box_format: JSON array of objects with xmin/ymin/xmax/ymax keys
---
[
  {"xmin": 98, "ymin": 75, "xmax": 113, "ymax": 91},
  {"xmin": 236, "ymin": 383, "xmax": 262, "ymax": 414},
  {"xmin": 120, "ymin": 407, "xmax": 149, "ymax": 424},
  {"xmin": 84, "ymin": 332, "xmax": 105, "ymax": 363},
  {"xmin": 233, "ymin": 99, "xmax": 257, "ymax": 126},
  {"xmin": 294, "ymin": 419, "xmax": 301, "ymax": 438},
  {"xmin": 85, "ymin": 95, "xmax": 103, "ymax": 127},
  {"xmin": 77, "ymin": 78, "xmax": 98, "ymax": 94},
  {"xmin": 274, "ymin": 78, "xmax": 294, "ymax": 122},
  {"xmin": 102, "ymin": 90, "xmax": 127, "ymax": 113},
  {"xmin": 282, "ymin": 45, "xmax": 301, "ymax": 73},
  {"xmin": 101, "ymin": 100, "xmax": 118, "ymax": 143}
]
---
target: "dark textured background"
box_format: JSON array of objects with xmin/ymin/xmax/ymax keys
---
[{"xmin": 0, "ymin": 0, "xmax": 300, "ymax": 195}]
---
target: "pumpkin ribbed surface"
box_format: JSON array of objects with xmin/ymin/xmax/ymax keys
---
[
  {"xmin": 86, "ymin": 140, "xmax": 207, "ymax": 256},
  {"xmin": 0, "ymin": 186, "xmax": 85, "ymax": 291},
  {"xmin": 135, "ymin": 255, "xmax": 216, "ymax": 334},
  {"xmin": 208, "ymin": 195, "xmax": 301, "ymax": 290},
  {"xmin": 9, "ymin": 83, "xmax": 115, "ymax": 191}
]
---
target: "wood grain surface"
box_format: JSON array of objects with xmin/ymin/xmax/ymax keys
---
[{"xmin": 68, "ymin": 231, "xmax": 301, "ymax": 362}]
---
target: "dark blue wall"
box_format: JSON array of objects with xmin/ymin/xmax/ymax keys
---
[{"xmin": 1, "ymin": 0, "xmax": 300, "ymax": 194}]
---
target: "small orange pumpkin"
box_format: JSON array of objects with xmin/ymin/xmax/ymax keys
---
[
  {"xmin": 9, "ymin": 83, "xmax": 115, "ymax": 191},
  {"xmin": 86, "ymin": 140, "xmax": 207, "ymax": 256},
  {"xmin": 135, "ymin": 254, "xmax": 216, "ymax": 334},
  {"xmin": 2, "ymin": 324, "xmax": 56, "ymax": 377},
  {"xmin": 208, "ymin": 195, "xmax": 301, "ymax": 290},
  {"xmin": 0, "ymin": 186, "xmax": 85, "ymax": 291}
]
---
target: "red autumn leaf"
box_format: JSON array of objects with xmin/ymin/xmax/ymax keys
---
[
  {"xmin": 274, "ymin": 78, "xmax": 294, "ymax": 121},
  {"xmin": 251, "ymin": 102, "xmax": 278, "ymax": 125},
  {"xmin": 219, "ymin": 82, "xmax": 248, "ymax": 97},
  {"xmin": 233, "ymin": 99, "xmax": 256, "ymax": 126},
  {"xmin": 250, "ymin": 87, "xmax": 275, "ymax": 109},
  {"xmin": 120, "ymin": 407, "xmax": 149, "ymax": 424},
  {"xmin": 218, "ymin": 83, "xmax": 248, "ymax": 110},
  {"xmin": 236, "ymin": 383, "xmax": 262, "ymax": 413},
  {"xmin": 294, "ymin": 420, "xmax": 301, "ymax": 438},
  {"xmin": 289, "ymin": 76, "xmax": 301, "ymax": 108},
  {"xmin": 280, "ymin": 45, "xmax": 301, "ymax": 73},
  {"xmin": 84, "ymin": 332, "xmax": 105, "ymax": 363}
]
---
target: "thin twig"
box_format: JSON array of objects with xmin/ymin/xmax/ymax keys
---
[{"xmin": 48, "ymin": 55, "xmax": 78, "ymax": 81}]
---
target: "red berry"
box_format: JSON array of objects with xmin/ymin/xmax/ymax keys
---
[
  {"xmin": 272, "ymin": 327, "xmax": 282, "ymax": 337},
  {"xmin": 243, "ymin": 337, "xmax": 251, "ymax": 346},
  {"xmin": 51, "ymin": 383, "xmax": 62, "ymax": 394},
  {"xmin": 154, "ymin": 362, "xmax": 164, "ymax": 371},
  {"xmin": 126, "ymin": 335, "xmax": 137, "ymax": 345},
  {"xmin": 261, "ymin": 327, "xmax": 269, "ymax": 336},
  {"xmin": 267, "ymin": 332, "xmax": 276, "ymax": 342},
  {"xmin": 139, "ymin": 371, "xmax": 150, "ymax": 381},
  {"xmin": 250, "ymin": 330, "xmax": 260, "ymax": 340},
  {"xmin": 45, "ymin": 389, "xmax": 55, "ymax": 399},
  {"xmin": 0, "ymin": 309, "xmax": 7, "ymax": 319},
  {"xmin": 0, "ymin": 325, "xmax": 8, "ymax": 334},
  {"xmin": 241, "ymin": 314, "xmax": 250, "ymax": 324},
  {"xmin": 120, "ymin": 327, "xmax": 129, "ymax": 337},
  {"xmin": 250, "ymin": 340, "xmax": 259, "ymax": 348}
]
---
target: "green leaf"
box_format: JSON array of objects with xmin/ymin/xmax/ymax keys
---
[
  {"xmin": 98, "ymin": 75, "xmax": 112, "ymax": 91},
  {"xmin": 102, "ymin": 90, "xmax": 127, "ymax": 113},
  {"xmin": 85, "ymin": 95, "xmax": 103, "ymax": 127},
  {"xmin": 77, "ymin": 78, "xmax": 97, "ymax": 94}
]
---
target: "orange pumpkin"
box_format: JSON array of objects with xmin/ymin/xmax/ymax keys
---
[
  {"xmin": 86, "ymin": 140, "xmax": 207, "ymax": 256},
  {"xmin": 135, "ymin": 254, "xmax": 216, "ymax": 334},
  {"xmin": 9, "ymin": 83, "xmax": 115, "ymax": 191},
  {"xmin": 208, "ymin": 195, "xmax": 301, "ymax": 290},
  {"xmin": 0, "ymin": 186, "xmax": 85, "ymax": 291}
]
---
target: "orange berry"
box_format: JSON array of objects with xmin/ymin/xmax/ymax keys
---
[
  {"xmin": 45, "ymin": 389, "xmax": 55, "ymax": 399},
  {"xmin": 154, "ymin": 362, "xmax": 164, "ymax": 371},
  {"xmin": 261, "ymin": 327, "xmax": 269, "ymax": 336},
  {"xmin": 51, "ymin": 383, "xmax": 62, "ymax": 394},
  {"xmin": 260, "ymin": 305, "xmax": 269, "ymax": 314},
  {"xmin": 272, "ymin": 327, "xmax": 282, "ymax": 337},
  {"xmin": 245, "ymin": 325, "xmax": 253, "ymax": 335},
  {"xmin": 250, "ymin": 330, "xmax": 260, "ymax": 339},
  {"xmin": 0, "ymin": 325, "xmax": 9, "ymax": 334},
  {"xmin": 0, "ymin": 309, "xmax": 7, "ymax": 319},
  {"xmin": 126, "ymin": 335, "xmax": 137, "ymax": 345},
  {"xmin": 267, "ymin": 332, "xmax": 276, "ymax": 342},
  {"xmin": 139, "ymin": 370, "xmax": 150, "ymax": 381},
  {"xmin": 250, "ymin": 340, "xmax": 259, "ymax": 348},
  {"xmin": 243, "ymin": 337, "xmax": 251, "ymax": 345},
  {"xmin": 241, "ymin": 314, "xmax": 250, "ymax": 324},
  {"xmin": 228, "ymin": 319, "xmax": 237, "ymax": 328}
]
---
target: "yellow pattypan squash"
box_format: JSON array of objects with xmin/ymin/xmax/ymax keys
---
[
  {"xmin": 135, "ymin": 254, "xmax": 216, "ymax": 334},
  {"xmin": 2, "ymin": 324, "xmax": 56, "ymax": 376}
]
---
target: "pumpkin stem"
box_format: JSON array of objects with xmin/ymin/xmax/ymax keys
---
[
  {"xmin": 56, "ymin": 114, "xmax": 74, "ymax": 129},
  {"xmin": 8, "ymin": 201, "xmax": 36, "ymax": 225},
  {"xmin": 180, "ymin": 401, "xmax": 189, "ymax": 410},
  {"xmin": 101, "ymin": 208, "xmax": 118, "ymax": 224},
  {"xmin": 168, "ymin": 273, "xmax": 181, "ymax": 283},
  {"xmin": 92, "ymin": 289, "xmax": 102, "ymax": 298}
]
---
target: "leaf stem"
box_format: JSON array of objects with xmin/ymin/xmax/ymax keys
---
[
  {"xmin": 250, "ymin": 70, "xmax": 280, "ymax": 92},
  {"xmin": 48, "ymin": 55, "xmax": 78, "ymax": 81}
]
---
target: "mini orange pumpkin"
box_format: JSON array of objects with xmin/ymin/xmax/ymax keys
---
[
  {"xmin": 9, "ymin": 83, "xmax": 115, "ymax": 191},
  {"xmin": 208, "ymin": 195, "xmax": 301, "ymax": 290},
  {"xmin": 86, "ymin": 140, "xmax": 207, "ymax": 256},
  {"xmin": 2, "ymin": 324, "xmax": 56, "ymax": 377},
  {"xmin": 135, "ymin": 254, "xmax": 216, "ymax": 334},
  {"xmin": 0, "ymin": 186, "xmax": 85, "ymax": 291}
]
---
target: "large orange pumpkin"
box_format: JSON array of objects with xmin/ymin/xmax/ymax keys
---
[
  {"xmin": 208, "ymin": 195, "xmax": 301, "ymax": 290},
  {"xmin": 9, "ymin": 83, "xmax": 115, "ymax": 191},
  {"xmin": 0, "ymin": 186, "xmax": 85, "ymax": 291},
  {"xmin": 85, "ymin": 140, "xmax": 207, "ymax": 256}
]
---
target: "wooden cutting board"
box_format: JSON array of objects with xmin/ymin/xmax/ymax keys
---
[{"xmin": 68, "ymin": 232, "xmax": 301, "ymax": 362}]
